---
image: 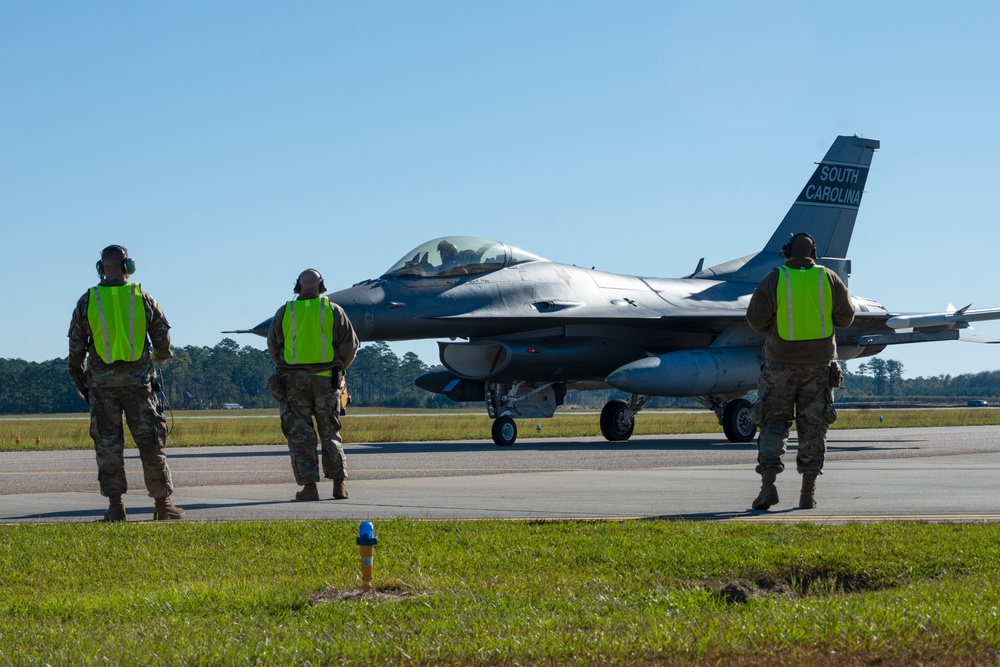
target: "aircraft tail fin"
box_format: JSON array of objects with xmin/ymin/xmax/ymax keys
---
[{"xmin": 692, "ymin": 135, "xmax": 880, "ymax": 284}]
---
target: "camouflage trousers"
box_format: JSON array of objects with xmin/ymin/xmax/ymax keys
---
[
  {"xmin": 277, "ymin": 373, "xmax": 347, "ymax": 485},
  {"xmin": 89, "ymin": 383, "xmax": 174, "ymax": 498},
  {"xmin": 750, "ymin": 361, "xmax": 837, "ymax": 475}
]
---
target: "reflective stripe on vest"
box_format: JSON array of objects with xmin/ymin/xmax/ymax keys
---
[
  {"xmin": 776, "ymin": 266, "xmax": 833, "ymax": 341},
  {"xmin": 282, "ymin": 296, "xmax": 336, "ymax": 365},
  {"xmin": 87, "ymin": 283, "xmax": 147, "ymax": 363}
]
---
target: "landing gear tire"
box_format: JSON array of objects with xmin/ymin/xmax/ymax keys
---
[
  {"xmin": 492, "ymin": 416, "xmax": 517, "ymax": 446},
  {"xmin": 600, "ymin": 399, "xmax": 635, "ymax": 442},
  {"xmin": 722, "ymin": 398, "xmax": 757, "ymax": 443}
]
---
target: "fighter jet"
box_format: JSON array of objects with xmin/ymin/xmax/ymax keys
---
[{"xmin": 228, "ymin": 135, "xmax": 1000, "ymax": 446}]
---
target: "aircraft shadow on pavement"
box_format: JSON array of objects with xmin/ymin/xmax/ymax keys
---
[
  {"xmin": 828, "ymin": 435, "xmax": 926, "ymax": 452},
  {"xmin": 345, "ymin": 439, "xmax": 760, "ymax": 455},
  {"xmin": 153, "ymin": 439, "xmax": 915, "ymax": 460}
]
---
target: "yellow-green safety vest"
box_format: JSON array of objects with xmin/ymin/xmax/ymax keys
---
[
  {"xmin": 776, "ymin": 266, "xmax": 833, "ymax": 341},
  {"xmin": 87, "ymin": 283, "xmax": 147, "ymax": 363},
  {"xmin": 282, "ymin": 296, "xmax": 337, "ymax": 366}
]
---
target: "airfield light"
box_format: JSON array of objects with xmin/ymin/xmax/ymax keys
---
[
  {"xmin": 15, "ymin": 436, "xmax": 20, "ymax": 444},
  {"xmin": 357, "ymin": 521, "xmax": 378, "ymax": 593},
  {"xmin": 35, "ymin": 436, "xmax": 40, "ymax": 445}
]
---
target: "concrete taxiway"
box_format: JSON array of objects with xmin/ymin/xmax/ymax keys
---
[{"xmin": 1, "ymin": 425, "xmax": 998, "ymax": 523}]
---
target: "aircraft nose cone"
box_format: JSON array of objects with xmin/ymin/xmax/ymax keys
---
[{"xmin": 327, "ymin": 283, "xmax": 382, "ymax": 339}]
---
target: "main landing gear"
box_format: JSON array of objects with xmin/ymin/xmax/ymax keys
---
[
  {"xmin": 484, "ymin": 382, "xmax": 757, "ymax": 446},
  {"xmin": 722, "ymin": 398, "xmax": 757, "ymax": 442},
  {"xmin": 600, "ymin": 394, "xmax": 756, "ymax": 444},
  {"xmin": 601, "ymin": 394, "xmax": 757, "ymax": 443},
  {"xmin": 700, "ymin": 396, "xmax": 757, "ymax": 443},
  {"xmin": 599, "ymin": 395, "xmax": 649, "ymax": 441}
]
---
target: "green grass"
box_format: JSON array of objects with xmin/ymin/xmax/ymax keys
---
[
  {"xmin": 0, "ymin": 520, "xmax": 998, "ymax": 665},
  {"xmin": 1, "ymin": 407, "xmax": 998, "ymax": 452},
  {"xmin": 4, "ymin": 410, "xmax": 999, "ymax": 664}
]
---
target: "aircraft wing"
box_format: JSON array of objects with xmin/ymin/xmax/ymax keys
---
[
  {"xmin": 857, "ymin": 305, "xmax": 1000, "ymax": 346},
  {"xmin": 956, "ymin": 332, "xmax": 1000, "ymax": 344}
]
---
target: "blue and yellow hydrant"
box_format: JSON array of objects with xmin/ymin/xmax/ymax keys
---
[{"xmin": 356, "ymin": 521, "xmax": 378, "ymax": 593}]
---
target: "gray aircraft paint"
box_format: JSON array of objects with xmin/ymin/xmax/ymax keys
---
[{"xmin": 227, "ymin": 136, "xmax": 1000, "ymax": 446}]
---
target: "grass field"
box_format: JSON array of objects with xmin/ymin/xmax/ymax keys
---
[
  {"xmin": 1, "ymin": 407, "xmax": 998, "ymax": 452},
  {"xmin": 3, "ymin": 412, "xmax": 1000, "ymax": 664},
  {"xmin": 1, "ymin": 520, "xmax": 998, "ymax": 666}
]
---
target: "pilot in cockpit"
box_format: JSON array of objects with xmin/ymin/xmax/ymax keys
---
[{"xmin": 437, "ymin": 240, "xmax": 459, "ymax": 268}]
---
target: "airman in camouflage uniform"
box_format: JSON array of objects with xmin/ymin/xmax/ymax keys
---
[
  {"xmin": 267, "ymin": 269, "xmax": 359, "ymax": 501},
  {"xmin": 745, "ymin": 233, "xmax": 855, "ymax": 510},
  {"xmin": 68, "ymin": 245, "xmax": 184, "ymax": 521}
]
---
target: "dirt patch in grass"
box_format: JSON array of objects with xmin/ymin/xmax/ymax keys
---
[
  {"xmin": 308, "ymin": 585, "xmax": 416, "ymax": 604},
  {"xmin": 711, "ymin": 566, "xmax": 902, "ymax": 605}
]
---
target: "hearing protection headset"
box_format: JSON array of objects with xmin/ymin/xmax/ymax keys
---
[
  {"xmin": 95, "ymin": 245, "xmax": 136, "ymax": 278},
  {"xmin": 293, "ymin": 269, "xmax": 327, "ymax": 295},
  {"xmin": 779, "ymin": 232, "xmax": 818, "ymax": 260}
]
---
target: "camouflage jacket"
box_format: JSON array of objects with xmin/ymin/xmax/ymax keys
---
[
  {"xmin": 745, "ymin": 257, "xmax": 855, "ymax": 365},
  {"xmin": 267, "ymin": 297, "xmax": 359, "ymax": 376},
  {"xmin": 67, "ymin": 278, "xmax": 172, "ymax": 389}
]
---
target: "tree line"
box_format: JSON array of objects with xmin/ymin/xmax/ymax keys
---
[
  {"xmin": 0, "ymin": 341, "xmax": 997, "ymax": 414},
  {"xmin": 0, "ymin": 339, "xmax": 450, "ymax": 414},
  {"xmin": 838, "ymin": 358, "xmax": 1000, "ymax": 405}
]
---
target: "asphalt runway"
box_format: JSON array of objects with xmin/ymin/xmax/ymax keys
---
[{"xmin": 2, "ymin": 425, "xmax": 999, "ymax": 523}]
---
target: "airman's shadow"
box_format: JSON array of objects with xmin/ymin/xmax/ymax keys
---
[
  {"xmin": 653, "ymin": 507, "xmax": 805, "ymax": 521},
  {"xmin": 5, "ymin": 499, "xmax": 290, "ymax": 522}
]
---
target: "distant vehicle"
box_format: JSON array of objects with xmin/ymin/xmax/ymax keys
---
[
  {"xmin": 967, "ymin": 400, "xmax": 990, "ymax": 407},
  {"xmin": 222, "ymin": 403, "xmax": 244, "ymax": 410}
]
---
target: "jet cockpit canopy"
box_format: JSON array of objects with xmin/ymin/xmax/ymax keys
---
[{"xmin": 385, "ymin": 236, "xmax": 547, "ymax": 278}]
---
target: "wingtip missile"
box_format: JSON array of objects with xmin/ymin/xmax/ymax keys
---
[{"xmin": 886, "ymin": 307, "xmax": 1000, "ymax": 331}]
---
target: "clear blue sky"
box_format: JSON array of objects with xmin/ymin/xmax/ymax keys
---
[{"xmin": 3, "ymin": 1, "xmax": 999, "ymax": 380}]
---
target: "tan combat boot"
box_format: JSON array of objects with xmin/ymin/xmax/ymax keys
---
[
  {"xmin": 295, "ymin": 482, "xmax": 320, "ymax": 501},
  {"xmin": 153, "ymin": 497, "xmax": 186, "ymax": 520},
  {"xmin": 333, "ymin": 480, "xmax": 349, "ymax": 500},
  {"xmin": 752, "ymin": 469, "xmax": 779, "ymax": 510},
  {"xmin": 104, "ymin": 493, "xmax": 126, "ymax": 522},
  {"xmin": 799, "ymin": 472, "xmax": 818, "ymax": 509}
]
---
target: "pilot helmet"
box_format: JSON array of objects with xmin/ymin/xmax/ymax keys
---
[{"xmin": 437, "ymin": 240, "xmax": 457, "ymax": 257}]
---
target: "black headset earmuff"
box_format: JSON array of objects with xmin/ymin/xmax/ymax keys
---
[
  {"xmin": 293, "ymin": 270, "xmax": 326, "ymax": 294},
  {"xmin": 96, "ymin": 245, "xmax": 136, "ymax": 278},
  {"xmin": 780, "ymin": 233, "xmax": 817, "ymax": 260}
]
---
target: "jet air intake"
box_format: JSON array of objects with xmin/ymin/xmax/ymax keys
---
[{"xmin": 606, "ymin": 346, "xmax": 764, "ymax": 397}]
